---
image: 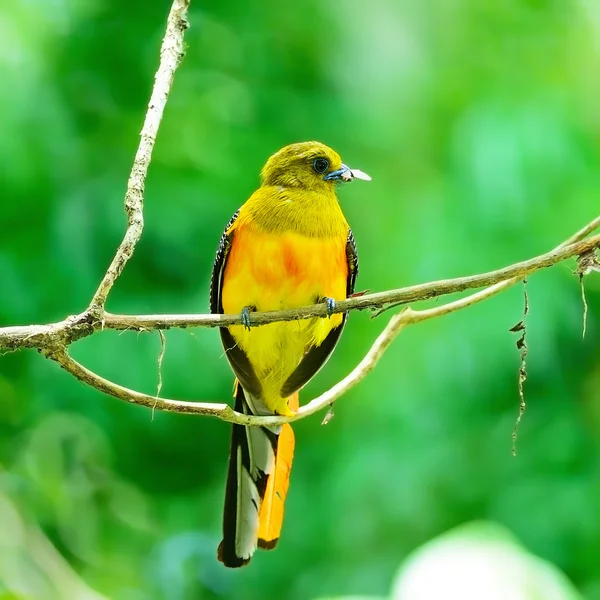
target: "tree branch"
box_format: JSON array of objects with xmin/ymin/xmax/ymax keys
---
[
  {"xmin": 39, "ymin": 212, "xmax": 598, "ymax": 427},
  {"xmin": 88, "ymin": 0, "xmax": 190, "ymax": 311},
  {"xmin": 0, "ymin": 0, "xmax": 597, "ymax": 427},
  {"xmin": 1, "ymin": 229, "xmax": 598, "ymax": 352},
  {"xmin": 37, "ymin": 278, "xmax": 524, "ymax": 428}
]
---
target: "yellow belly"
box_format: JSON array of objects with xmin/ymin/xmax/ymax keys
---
[{"xmin": 221, "ymin": 225, "xmax": 348, "ymax": 415}]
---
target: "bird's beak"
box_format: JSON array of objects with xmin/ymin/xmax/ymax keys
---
[{"xmin": 323, "ymin": 163, "xmax": 372, "ymax": 182}]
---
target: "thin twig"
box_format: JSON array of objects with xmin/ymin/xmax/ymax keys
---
[
  {"xmin": 510, "ymin": 280, "xmax": 529, "ymax": 456},
  {"xmin": 576, "ymin": 249, "xmax": 600, "ymax": 339},
  {"xmin": 581, "ymin": 276, "xmax": 588, "ymax": 340},
  {"xmin": 561, "ymin": 215, "xmax": 600, "ymax": 247},
  {"xmin": 152, "ymin": 330, "xmax": 167, "ymax": 421},
  {"xmin": 89, "ymin": 0, "xmax": 190, "ymax": 311}
]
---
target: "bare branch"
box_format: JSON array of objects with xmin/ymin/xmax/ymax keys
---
[
  {"xmin": 109, "ymin": 230, "xmax": 600, "ymax": 324},
  {"xmin": 561, "ymin": 215, "xmax": 600, "ymax": 247},
  {"xmin": 45, "ymin": 347, "xmax": 241, "ymax": 421},
  {"xmin": 89, "ymin": 0, "xmax": 190, "ymax": 311},
  {"xmin": 32, "ymin": 276, "xmax": 528, "ymax": 428},
  {"xmin": 38, "ymin": 223, "xmax": 596, "ymax": 427}
]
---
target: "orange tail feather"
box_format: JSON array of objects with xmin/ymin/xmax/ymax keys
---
[{"xmin": 257, "ymin": 391, "xmax": 297, "ymax": 549}]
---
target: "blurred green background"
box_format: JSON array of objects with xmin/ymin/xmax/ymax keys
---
[{"xmin": 1, "ymin": 0, "xmax": 599, "ymax": 598}]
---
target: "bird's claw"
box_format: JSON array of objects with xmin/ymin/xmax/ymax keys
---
[
  {"xmin": 241, "ymin": 306, "xmax": 252, "ymax": 330},
  {"xmin": 324, "ymin": 297, "xmax": 336, "ymax": 317}
]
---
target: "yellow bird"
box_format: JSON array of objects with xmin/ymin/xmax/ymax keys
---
[{"xmin": 210, "ymin": 141, "xmax": 370, "ymax": 567}]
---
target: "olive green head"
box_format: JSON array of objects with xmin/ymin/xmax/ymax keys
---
[{"xmin": 260, "ymin": 141, "xmax": 371, "ymax": 191}]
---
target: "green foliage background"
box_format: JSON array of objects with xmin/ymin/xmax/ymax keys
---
[{"xmin": 1, "ymin": 0, "xmax": 599, "ymax": 598}]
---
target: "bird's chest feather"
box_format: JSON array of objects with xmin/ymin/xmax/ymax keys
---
[{"xmin": 221, "ymin": 225, "xmax": 348, "ymax": 313}]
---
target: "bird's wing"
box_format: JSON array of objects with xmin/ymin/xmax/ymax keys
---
[
  {"xmin": 280, "ymin": 228, "xmax": 358, "ymax": 397},
  {"xmin": 210, "ymin": 210, "xmax": 263, "ymax": 398},
  {"xmin": 346, "ymin": 227, "xmax": 359, "ymax": 296},
  {"xmin": 210, "ymin": 209, "xmax": 240, "ymax": 314}
]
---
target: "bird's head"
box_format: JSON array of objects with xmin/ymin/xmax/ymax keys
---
[{"xmin": 260, "ymin": 141, "xmax": 371, "ymax": 191}]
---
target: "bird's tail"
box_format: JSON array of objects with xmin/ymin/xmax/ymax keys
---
[{"xmin": 217, "ymin": 382, "xmax": 297, "ymax": 568}]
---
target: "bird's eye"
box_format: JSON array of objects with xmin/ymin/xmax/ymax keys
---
[{"xmin": 313, "ymin": 158, "xmax": 330, "ymax": 174}]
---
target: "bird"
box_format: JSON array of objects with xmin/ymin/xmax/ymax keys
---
[{"xmin": 210, "ymin": 141, "xmax": 370, "ymax": 567}]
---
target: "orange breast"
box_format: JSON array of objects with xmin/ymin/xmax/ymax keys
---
[{"xmin": 221, "ymin": 224, "xmax": 348, "ymax": 314}]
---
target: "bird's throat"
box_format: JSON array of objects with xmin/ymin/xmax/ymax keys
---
[{"xmin": 242, "ymin": 186, "xmax": 348, "ymax": 239}]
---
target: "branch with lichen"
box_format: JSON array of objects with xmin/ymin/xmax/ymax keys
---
[{"xmin": 0, "ymin": 0, "xmax": 598, "ymax": 428}]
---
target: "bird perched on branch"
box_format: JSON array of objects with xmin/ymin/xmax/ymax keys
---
[{"xmin": 210, "ymin": 141, "xmax": 370, "ymax": 567}]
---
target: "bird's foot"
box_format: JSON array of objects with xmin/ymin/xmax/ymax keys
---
[
  {"xmin": 323, "ymin": 297, "xmax": 336, "ymax": 317},
  {"xmin": 241, "ymin": 306, "xmax": 255, "ymax": 330}
]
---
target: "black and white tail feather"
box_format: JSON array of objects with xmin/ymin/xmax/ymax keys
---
[{"xmin": 217, "ymin": 384, "xmax": 282, "ymax": 567}]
